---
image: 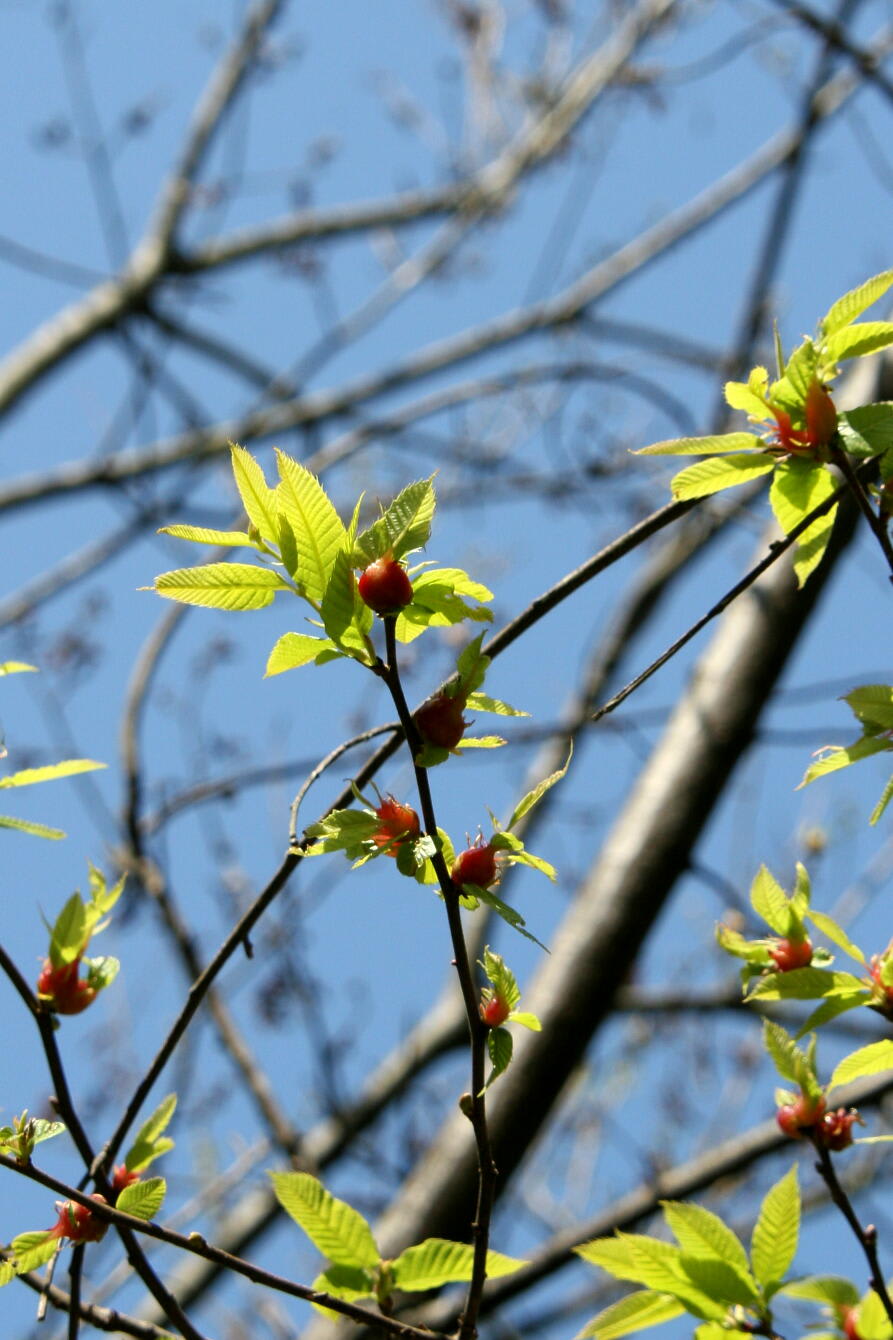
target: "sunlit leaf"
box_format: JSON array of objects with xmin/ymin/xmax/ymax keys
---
[
  {"xmin": 270, "ymin": 1171, "xmax": 380, "ymax": 1268},
  {"xmin": 158, "ymin": 524, "xmax": 255, "ymax": 547},
  {"xmin": 117, "ymin": 1177, "xmax": 166, "ymax": 1222},
  {"xmin": 575, "ymin": 1289, "xmax": 684, "ymax": 1340},
  {"xmin": 231, "ymin": 445, "xmax": 280, "ymax": 542},
  {"xmin": 829, "ymin": 1041, "xmax": 893, "ymax": 1092},
  {"xmin": 149, "ymin": 563, "xmax": 291, "ymax": 611},
  {"xmin": 275, "ymin": 452, "xmax": 347, "ymax": 602},
  {"xmin": 822, "ymin": 269, "xmax": 893, "ymax": 334},
  {"xmin": 634, "ymin": 432, "xmax": 763, "ymax": 456},
  {"xmin": 265, "ymin": 632, "xmax": 340, "ymax": 676},
  {"xmin": 824, "ymin": 322, "xmax": 893, "ymax": 364},
  {"xmin": 0, "ymin": 814, "xmax": 65, "ymax": 839},
  {"xmin": 750, "ymin": 1165, "xmax": 799, "ymax": 1288},
  {"xmin": 391, "ymin": 1238, "xmax": 525, "ymax": 1291},
  {"xmin": 670, "ymin": 453, "xmax": 775, "ymax": 500}
]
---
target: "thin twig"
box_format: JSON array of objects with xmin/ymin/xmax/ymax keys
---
[{"xmin": 811, "ymin": 1136, "xmax": 893, "ymax": 1325}]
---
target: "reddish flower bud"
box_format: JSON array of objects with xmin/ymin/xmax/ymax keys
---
[
  {"xmin": 37, "ymin": 959, "xmax": 96, "ymax": 1016},
  {"xmin": 357, "ymin": 557, "xmax": 414, "ymax": 615},
  {"xmin": 804, "ymin": 379, "xmax": 838, "ymax": 447},
  {"xmin": 452, "ymin": 840, "xmax": 499, "ymax": 890},
  {"xmin": 371, "ymin": 796, "xmax": 420, "ymax": 855},
  {"xmin": 776, "ymin": 1091, "xmax": 826, "ymax": 1139},
  {"xmin": 869, "ymin": 953, "xmax": 893, "ymax": 1011},
  {"xmin": 112, "ymin": 1165, "xmax": 140, "ymax": 1195},
  {"xmin": 768, "ymin": 936, "xmax": 813, "ymax": 972},
  {"xmin": 415, "ymin": 692, "xmax": 468, "ymax": 750},
  {"xmin": 818, "ymin": 1107, "xmax": 862, "ymax": 1151},
  {"xmin": 50, "ymin": 1195, "xmax": 108, "ymax": 1244},
  {"xmin": 839, "ymin": 1306, "xmax": 863, "ymax": 1340},
  {"xmin": 480, "ymin": 994, "xmax": 510, "ymax": 1028}
]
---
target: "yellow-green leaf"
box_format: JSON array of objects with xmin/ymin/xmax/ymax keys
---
[
  {"xmin": 275, "ymin": 451, "xmax": 346, "ymax": 602},
  {"xmin": 724, "ymin": 380, "xmax": 770, "ymax": 420},
  {"xmin": 825, "ymin": 322, "xmax": 893, "ymax": 364},
  {"xmin": 0, "ymin": 814, "xmax": 65, "ymax": 839},
  {"xmin": 635, "ymin": 432, "xmax": 763, "ymax": 456},
  {"xmin": 662, "ymin": 1202, "xmax": 750, "ymax": 1281},
  {"xmin": 390, "ymin": 1238, "xmax": 526, "ymax": 1291},
  {"xmin": 117, "ymin": 1177, "xmax": 166, "ymax": 1222},
  {"xmin": 670, "ymin": 453, "xmax": 774, "ymax": 500},
  {"xmin": 799, "ymin": 735, "xmax": 891, "ymax": 788},
  {"xmin": 0, "ymin": 662, "xmax": 37, "ymax": 676},
  {"xmin": 149, "ymin": 563, "xmax": 290, "ymax": 611},
  {"xmin": 265, "ymin": 632, "xmax": 339, "ymax": 676},
  {"xmin": 0, "ymin": 759, "xmax": 106, "ymax": 789},
  {"xmin": 158, "ymin": 525, "xmax": 255, "ymax": 547},
  {"xmin": 576, "ymin": 1290, "xmax": 684, "ymax": 1340},
  {"xmin": 822, "ymin": 270, "xmax": 893, "ymax": 335},
  {"xmin": 768, "ymin": 457, "xmax": 836, "ymax": 539},
  {"xmin": 829, "ymin": 1041, "xmax": 893, "ymax": 1092},
  {"xmin": 230, "ymin": 445, "xmax": 280, "ymax": 541},
  {"xmin": 270, "ymin": 1171, "xmax": 380, "ymax": 1269},
  {"xmin": 749, "ymin": 865, "xmax": 790, "ymax": 934},
  {"xmin": 750, "ymin": 1165, "xmax": 799, "ymax": 1288},
  {"xmin": 792, "ymin": 503, "xmax": 837, "ymax": 587}
]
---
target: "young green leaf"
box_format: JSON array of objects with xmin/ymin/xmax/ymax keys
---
[
  {"xmin": 575, "ymin": 1289, "xmax": 685, "ymax": 1340},
  {"xmin": 353, "ymin": 477, "xmax": 436, "ymax": 564},
  {"xmin": 0, "ymin": 814, "xmax": 66, "ymax": 839},
  {"xmin": 670, "ymin": 453, "xmax": 775, "ymax": 501},
  {"xmin": 837, "ymin": 404, "xmax": 893, "ymax": 457},
  {"xmin": 265, "ymin": 632, "xmax": 341, "ymax": 676},
  {"xmin": 125, "ymin": 1094, "xmax": 176, "ymax": 1172},
  {"xmin": 473, "ymin": 885, "xmax": 547, "ymax": 950},
  {"xmin": 634, "ymin": 432, "xmax": 763, "ymax": 456},
  {"xmin": 804, "ymin": 910, "xmax": 865, "ymax": 965},
  {"xmin": 117, "ymin": 1177, "xmax": 166, "ymax": 1222},
  {"xmin": 821, "ymin": 269, "xmax": 893, "ymax": 335},
  {"xmin": 320, "ymin": 549, "xmax": 373, "ymax": 661},
  {"xmin": 275, "ymin": 451, "xmax": 346, "ymax": 602},
  {"xmin": 780, "ymin": 1275, "xmax": 860, "ymax": 1306},
  {"xmin": 0, "ymin": 661, "xmax": 37, "ymax": 676},
  {"xmin": 465, "ymin": 692, "xmax": 529, "ymax": 717},
  {"xmin": 310, "ymin": 1263, "xmax": 375, "ymax": 1316},
  {"xmin": 9, "ymin": 1231, "xmax": 58, "ymax": 1275},
  {"xmin": 158, "ymin": 524, "xmax": 256, "ymax": 547},
  {"xmin": 678, "ymin": 1256, "xmax": 758, "ymax": 1308},
  {"xmin": 829, "ymin": 1041, "xmax": 893, "ymax": 1092},
  {"xmin": 800, "ymin": 735, "xmax": 891, "ymax": 787},
  {"xmin": 824, "ymin": 322, "xmax": 893, "ymax": 364},
  {"xmin": 48, "ymin": 893, "xmax": 87, "ymax": 966},
  {"xmin": 484, "ymin": 1026, "xmax": 513, "ymax": 1089},
  {"xmin": 390, "ymin": 1238, "xmax": 525, "ymax": 1291},
  {"xmin": 750, "ymin": 1164, "xmax": 799, "ymax": 1289},
  {"xmin": 148, "ymin": 563, "xmax": 291, "ymax": 611},
  {"xmin": 507, "ymin": 746, "xmax": 572, "ymax": 830},
  {"xmin": 661, "ymin": 1202, "xmax": 751, "ymax": 1282},
  {"xmin": 748, "ymin": 968, "xmax": 864, "ymax": 1002},
  {"xmin": 481, "ymin": 948, "xmax": 521, "ymax": 1010},
  {"xmin": 270, "ymin": 1171, "xmax": 380, "ymax": 1268},
  {"xmin": 230, "ymin": 444, "xmax": 281, "ymax": 542},
  {"xmin": 749, "ymin": 866, "xmax": 791, "ymax": 935},
  {"xmin": 0, "ymin": 759, "xmax": 106, "ymax": 789}
]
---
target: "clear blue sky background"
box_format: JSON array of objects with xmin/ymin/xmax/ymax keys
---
[{"xmin": 0, "ymin": 0, "xmax": 892, "ymax": 1335}]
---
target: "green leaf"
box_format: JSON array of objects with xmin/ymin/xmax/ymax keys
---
[
  {"xmin": 670, "ymin": 453, "xmax": 775, "ymax": 500},
  {"xmin": 158, "ymin": 524, "xmax": 255, "ymax": 547},
  {"xmin": 320, "ymin": 549, "xmax": 372, "ymax": 660},
  {"xmin": 508, "ymin": 746, "xmax": 572, "ymax": 829},
  {"xmin": 855, "ymin": 1290, "xmax": 892, "ymax": 1340},
  {"xmin": 781, "ymin": 1275, "xmax": 860, "ymax": 1306},
  {"xmin": 149, "ymin": 562, "xmax": 291, "ymax": 611},
  {"xmin": 117, "ymin": 1177, "xmax": 166, "ymax": 1221},
  {"xmin": 310, "ymin": 1263, "xmax": 375, "ymax": 1315},
  {"xmin": 750, "ymin": 1165, "xmax": 799, "ymax": 1288},
  {"xmin": 761, "ymin": 1020, "xmax": 819, "ymax": 1095},
  {"xmin": 0, "ymin": 662, "xmax": 37, "ymax": 675},
  {"xmin": 265, "ymin": 632, "xmax": 340, "ymax": 676},
  {"xmin": 800, "ymin": 734, "xmax": 891, "ymax": 788},
  {"xmin": 794, "ymin": 993, "xmax": 869, "ymax": 1038},
  {"xmin": 466, "ymin": 692, "xmax": 529, "ymax": 717},
  {"xmin": 49, "ymin": 893, "xmax": 87, "ymax": 967},
  {"xmin": 724, "ymin": 379, "xmax": 771, "ymax": 420},
  {"xmin": 390, "ymin": 1238, "xmax": 525, "ymax": 1291},
  {"xmin": 10, "ymin": 1231, "xmax": 58, "ymax": 1274},
  {"xmin": 575, "ymin": 1290, "xmax": 684, "ymax": 1340},
  {"xmin": 804, "ymin": 910, "xmax": 865, "ymax": 964},
  {"xmin": 750, "ymin": 866, "xmax": 790, "ymax": 935},
  {"xmin": 0, "ymin": 814, "xmax": 65, "ymax": 839},
  {"xmin": 845, "ymin": 685, "xmax": 893, "ymax": 730},
  {"xmin": 275, "ymin": 451, "xmax": 346, "ymax": 602},
  {"xmin": 779, "ymin": 337, "xmax": 819, "ymax": 402},
  {"xmin": 481, "ymin": 948, "xmax": 521, "ymax": 1008},
  {"xmin": 509, "ymin": 1010, "xmax": 541, "ymax": 1031},
  {"xmin": 824, "ymin": 322, "xmax": 893, "ymax": 364},
  {"xmin": 870, "ymin": 773, "xmax": 893, "ymax": 824},
  {"xmin": 829, "ymin": 1041, "xmax": 893, "ymax": 1092},
  {"xmin": 635, "ymin": 432, "xmax": 763, "ymax": 456},
  {"xmin": 822, "ymin": 269, "xmax": 893, "ymax": 334},
  {"xmin": 792, "ymin": 503, "xmax": 837, "ymax": 587},
  {"xmin": 353, "ymin": 477, "xmax": 436, "ymax": 564},
  {"xmin": 473, "ymin": 885, "xmax": 547, "ymax": 950},
  {"xmin": 0, "ymin": 759, "xmax": 106, "ymax": 789},
  {"xmin": 748, "ymin": 967, "xmax": 864, "ymax": 1002},
  {"xmin": 455, "ymin": 735, "xmax": 506, "ymax": 750},
  {"xmin": 837, "ymin": 404, "xmax": 893, "ymax": 457},
  {"xmin": 231, "ymin": 445, "xmax": 280, "ymax": 542},
  {"xmin": 484, "ymin": 1027, "xmax": 513, "ymax": 1089},
  {"xmin": 270, "ymin": 1171, "xmax": 380, "ymax": 1268},
  {"xmin": 661, "ymin": 1202, "xmax": 751, "ymax": 1281},
  {"xmin": 622, "ymin": 1237, "xmax": 725, "ymax": 1319},
  {"xmin": 500, "ymin": 844, "xmax": 557, "ymax": 881},
  {"xmin": 125, "ymin": 1095, "xmax": 176, "ymax": 1171},
  {"xmin": 768, "ymin": 458, "xmax": 836, "ymax": 539},
  {"xmin": 679, "ymin": 1255, "xmax": 758, "ymax": 1307}
]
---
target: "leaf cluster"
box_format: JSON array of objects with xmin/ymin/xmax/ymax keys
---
[
  {"xmin": 575, "ymin": 1167, "xmax": 800, "ymax": 1339},
  {"xmin": 478, "ymin": 947, "xmax": 542, "ymax": 1089},
  {"xmin": 269, "ymin": 1171, "xmax": 526, "ymax": 1316},
  {"xmin": 800, "ymin": 685, "xmax": 893, "ymax": 824},
  {"xmin": 634, "ymin": 270, "xmax": 893, "ymax": 586}
]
